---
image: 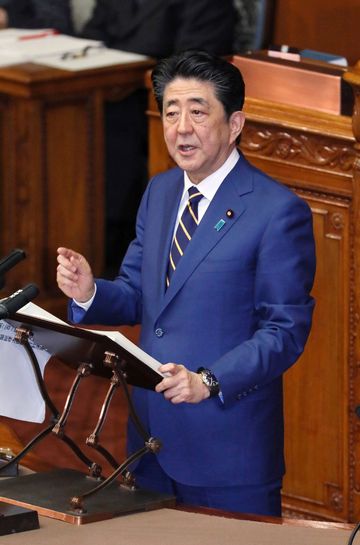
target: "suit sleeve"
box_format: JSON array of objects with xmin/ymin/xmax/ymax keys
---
[{"xmin": 211, "ymin": 196, "xmax": 316, "ymax": 404}]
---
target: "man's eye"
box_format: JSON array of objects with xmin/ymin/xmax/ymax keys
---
[{"xmin": 192, "ymin": 110, "xmax": 206, "ymax": 119}]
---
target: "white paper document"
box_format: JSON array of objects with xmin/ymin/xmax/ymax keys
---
[
  {"xmin": 0, "ymin": 30, "xmax": 148, "ymax": 69},
  {"xmin": 39, "ymin": 48, "xmax": 149, "ymax": 71},
  {"xmin": 0, "ymin": 34, "xmax": 101, "ymax": 63},
  {"xmin": 0, "ymin": 27, "xmax": 57, "ymax": 43},
  {"xmin": 17, "ymin": 302, "xmax": 163, "ymax": 377},
  {"xmin": 0, "ymin": 320, "xmax": 51, "ymax": 423},
  {"xmin": 0, "ymin": 32, "xmax": 102, "ymax": 67}
]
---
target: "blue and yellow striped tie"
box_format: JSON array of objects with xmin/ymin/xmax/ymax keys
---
[{"xmin": 166, "ymin": 186, "xmax": 203, "ymax": 287}]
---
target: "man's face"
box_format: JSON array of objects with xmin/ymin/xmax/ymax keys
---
[{"xmin": 162, "ymin": 77, "xmax": 244, "ymax": 184}]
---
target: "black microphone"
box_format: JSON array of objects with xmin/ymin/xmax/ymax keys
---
[
  {"xmin": 0, "ymin": 249, "xmax": 26, "ymax": 289},
  {"xmin": 0, "ymin": 283, "xmax": 39, "ymax": 319}
]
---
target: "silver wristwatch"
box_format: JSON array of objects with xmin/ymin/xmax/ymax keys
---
[{"xmin": 197, "ymin": 367, "xmax": 220, "ymax": 397}]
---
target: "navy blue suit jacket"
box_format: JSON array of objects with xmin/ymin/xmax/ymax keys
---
[{"xmin": 74, "ymin": 154, "xmax": 316, "ymax": 487}]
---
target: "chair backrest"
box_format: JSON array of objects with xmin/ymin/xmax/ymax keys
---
[{"xmin": 233, "ymin": 0, "xmax": 277, "ymax": 52}]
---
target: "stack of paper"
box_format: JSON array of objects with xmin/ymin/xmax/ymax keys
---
[
  {"xmin": 0, "ymin": 29, "xmax": 149, "ymax": 70},
  {"xmin": 0, "ymin": 32, "xmax": 103, "ymax": 67}
]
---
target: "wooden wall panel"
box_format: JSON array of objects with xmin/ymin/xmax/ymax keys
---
[
  {"xmin": 0, "ymin": 60, "xmax": 152, "ymax": 316},
  {"xmin": 43, "ymin": 95, "xmax": 104, "ymax": 294},
  {"xmin": 283, "ymin": 197, "xmax": 350, "ymax": 520},
  {"xmin": 273, "ymin": 0, "xmax": 360, "ymax": 66},
  {"xmin": 0, "ymin": 93, "xmax": 104, "ymax": 315}
]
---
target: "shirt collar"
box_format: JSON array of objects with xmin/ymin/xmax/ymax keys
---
[{"xmin": 183, "ymin": 148, "xmax": 240, "ymax": 201}]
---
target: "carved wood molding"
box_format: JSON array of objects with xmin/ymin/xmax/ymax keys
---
[
  {"xmin": 242, "ymin": 124, "xmax": 357, "ymax": 173},
  {"xmin": 291, "ymin": 189, "xmax": 349, "ymax": 242},
  {"xmin": 288, "ymin": 186, "xmax": 351, "ymax": 207},
  {"xmin": 345, "ymin": 62, "xmax": 360, "ymax": 519},
  {"xmin": 325, "ymin": 483, "xmax": 344, "ymax": 513},
  {"xmin": 343, "ymin": 61, "xmax": 360, "ymax": 146},
  {"xmin": 284, "ymin": 483, "xmax": 344, "ymax": 516},
  {"xmin": 281, "ymin": 507, "xmax": 333, "ymax": 521}
]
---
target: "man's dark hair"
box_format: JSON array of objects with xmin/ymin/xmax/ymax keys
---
[{"xmin": 151, "ymin": 50, "xmax": 245, "ymax": 119}]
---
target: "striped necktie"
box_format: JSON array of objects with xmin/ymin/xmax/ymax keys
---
[{"xmin": 166, "ymin": 186, "xmax": 203, "ymax": 287}]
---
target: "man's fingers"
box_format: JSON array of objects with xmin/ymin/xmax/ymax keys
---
[{"xmin": 56, "ymin": 262, "xmax": 78, "ymax": 281}]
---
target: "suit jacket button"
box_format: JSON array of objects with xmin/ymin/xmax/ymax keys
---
[
  {"xmin": 237, "ymin": 393, "xmax": 242, "ymax": 400},
  {"xmin": 155, "ymin": 328, "xmax": 164, "ymax": 338}
]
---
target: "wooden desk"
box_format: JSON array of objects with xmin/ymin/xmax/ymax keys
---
[
  {"xmin": 0, "ymin": 59, "xmax": 153, "ymax": 316},
  {"xmin": 0, "ymin": 508, "xmax": 353, "ymax": 544},
  {"xmin": 146, "ymin": 61, "xmax": 360, "ymax": 523}
]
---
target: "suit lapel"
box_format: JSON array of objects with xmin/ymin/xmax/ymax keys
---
[
  {"xmin": 158, "ymin": 156, "xmax": 254, "ymax": 314},
  {"xmin": 150, "ymin": 171, "xmax": 183, "ymax": 303}
]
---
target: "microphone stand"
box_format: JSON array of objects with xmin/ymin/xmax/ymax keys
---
[{"xmin": 348, "ymin": 522, "xmax": 360, "ymax": 545}]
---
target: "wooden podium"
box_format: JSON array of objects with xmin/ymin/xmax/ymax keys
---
[
  {"xmin": 146, "ymin": 57, "xmax": 360, "ymax": 523},
  {"xmin": 0, "ymin": 58, "xmax": 153, "ymax": 317}
]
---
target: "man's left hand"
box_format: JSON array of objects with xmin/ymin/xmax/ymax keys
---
[{"xmin": 155, "ymin": 363, "xmax": 210, "ymax": 404}]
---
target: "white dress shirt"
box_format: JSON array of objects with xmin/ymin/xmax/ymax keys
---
[{"xmin": 173, "ymin": 147, "xmax": 240, "ymax": 237}]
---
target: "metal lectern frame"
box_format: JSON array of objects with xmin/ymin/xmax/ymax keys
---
[{"xmin": 0, "ymin": 313, "xmax": 175, "ymax": 524}]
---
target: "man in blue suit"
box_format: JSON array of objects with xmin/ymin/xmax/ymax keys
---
[{"xmin": 57, "ymin": 51, "xmax": 316, "ymax": 516}]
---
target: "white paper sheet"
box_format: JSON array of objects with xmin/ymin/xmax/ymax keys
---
[
  {"xmin": 0, "ymin": 34, "xmax": 102, "ymax": 59},
  {"xmin": 39, "ymin": 48, "xmax": 149, "ymax": 71},
  {"xmin": 0, "ymin": 320, "xmax": 51, "ymax": 423},
  {"xmin": 18, "ymin": 302, "xmax": 163, "ymax": 377},
  {"xmin": 0, "ymin": 30, "xmax": 148, "ymax": 69},
  {"xmin": 0, "ymin": 27, "xmax": 56, "ymax": 43},
  {"xmin": 0, "ymin": 32, "xmax": 103, "ymax": 67}
]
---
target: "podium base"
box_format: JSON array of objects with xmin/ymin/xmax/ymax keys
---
[
  {"xmin": 0, "ymin": 458, "xmax": 18, "ymax": 477},
  {"xmin": 0, "ymin": 469, "xmax": 176, "ymax": 525},
  {"xmin": 0, "ymin": 502, "xmax": 39, "ymax": 535}
]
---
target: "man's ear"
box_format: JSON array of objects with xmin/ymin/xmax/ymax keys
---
[{"xmin": 229, "ymin": 111, "xmax": 245, "ymax": 143}]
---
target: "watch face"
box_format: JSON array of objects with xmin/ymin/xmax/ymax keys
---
[{"xmin": 200, "ymin": 369, "xmax": 219, "ymax": 397}]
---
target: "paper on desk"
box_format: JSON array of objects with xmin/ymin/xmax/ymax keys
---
[
  {"xmin": 0, "ymin": 33, "xmax": 103, "ymax": 67},
  {"xmin": 0, "ymin": 31, "xmax": 149, "ymax": 69},
  {"xmin": 0, "ymin": 319, "xmax": 51, "ymax": 423},
  {"xmin": 38, "ymin": 48, "xmax": 149, "ymax": 71},
  {"xmin": 0, "ymin": 27, "xmax": 57, "ymax": 43},
  {"xmin": 0, "ymin": 34, "xmax": 102, "ymax": 58}
]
